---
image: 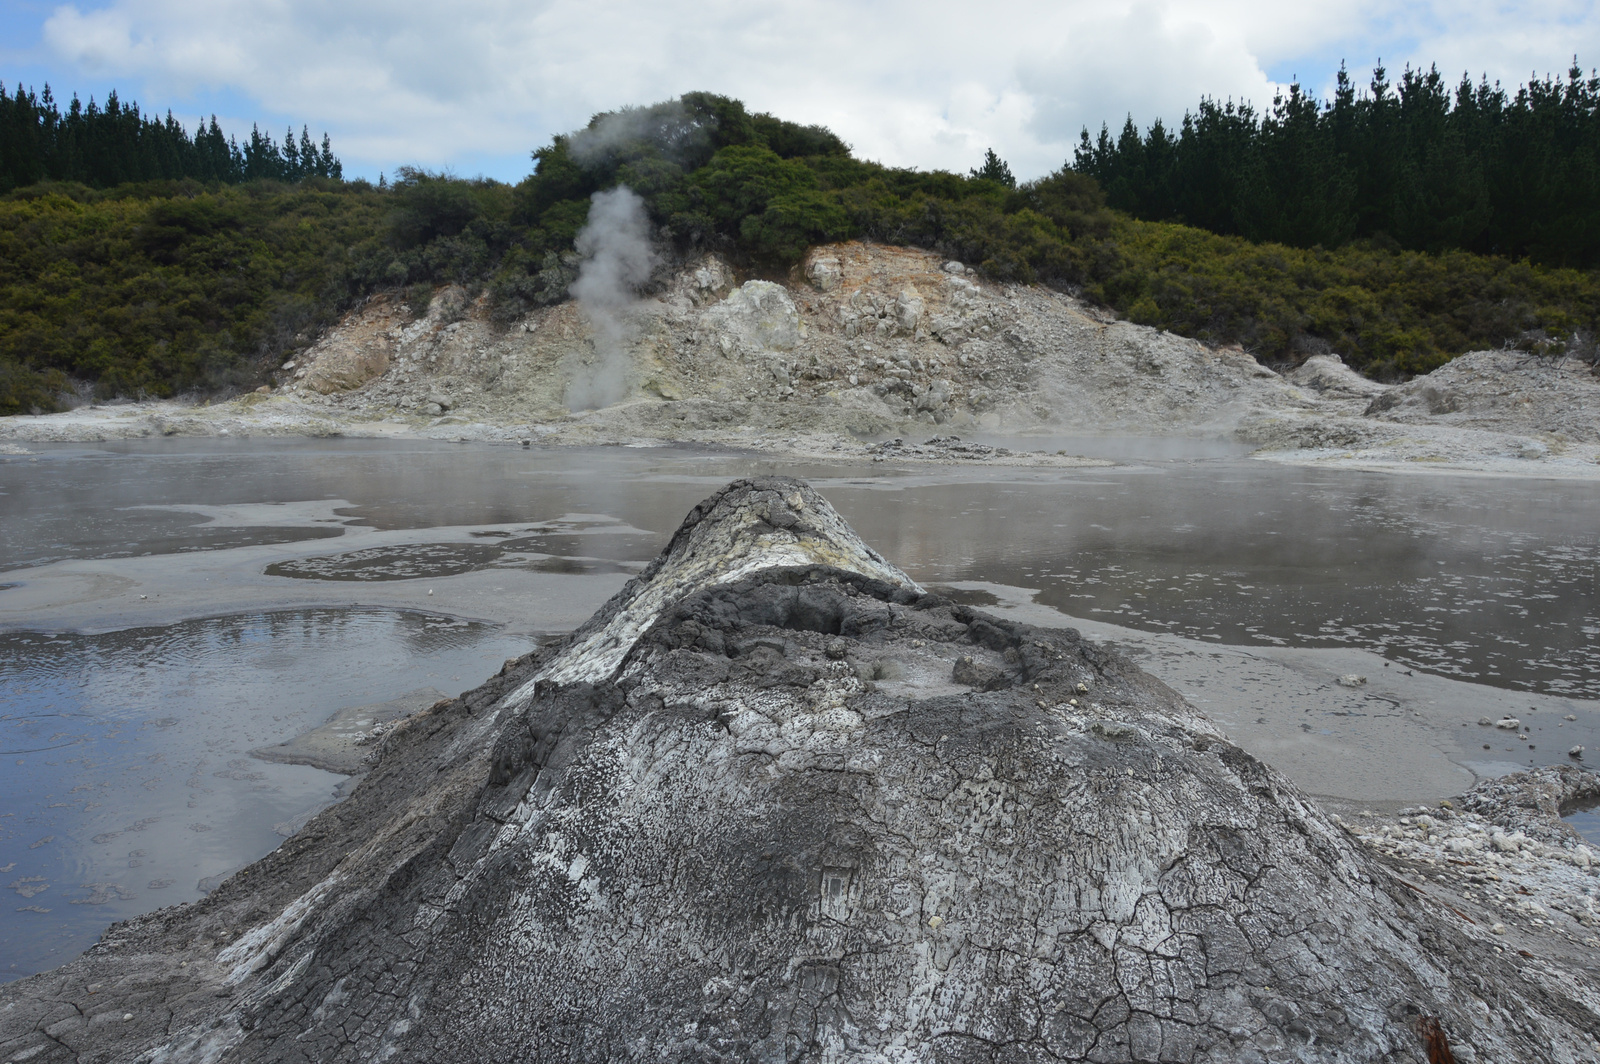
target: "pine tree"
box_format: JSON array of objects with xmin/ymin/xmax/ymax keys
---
[
  {"xmin": 299, "ymin": 126, "xmax": 316, "ymax": 179},
  {"xmin": 282, "ymin": 126, "xmax": 301, "ymax": 178},
  {"xmin": 970, "ymin": 148, "xmax": 1016, "ymax": 188}
]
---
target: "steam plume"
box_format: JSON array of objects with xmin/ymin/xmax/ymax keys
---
[
  {"xmin": 566, "ymin": 187, "xmax": 657, "ymax": 410},
  {"xmin": 566, "ymin": 101, "xmax": 709, "ymax": 169}
]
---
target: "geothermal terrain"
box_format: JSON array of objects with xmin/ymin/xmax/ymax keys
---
[
  {"xmin": 4, "ymin": 241, "xmax": 1598, "ymax": 478},
  {"xmin": 2, "ymin": 245, "xmax": 1598, "ymax": 1061},
  {"xmin": 1, "ymin": 479, "xmax": 1596, "ymax": 1063}
]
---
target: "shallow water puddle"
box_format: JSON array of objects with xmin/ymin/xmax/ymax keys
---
[
  {"xmin": 1566, "ymin": 800, "xmax": 1600, "ymax": 847},
  {"xmin": 0, "ymin": 608, "xmax": 525, "ymax": 982}
]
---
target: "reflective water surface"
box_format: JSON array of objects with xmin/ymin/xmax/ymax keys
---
[
  {"xmin": 1566, "ymin": 804, "xmax": 1600, "ymax": 846},
  {"xmin": 0, "ymin": 608, "xmax": 524, "ymax": 981}
]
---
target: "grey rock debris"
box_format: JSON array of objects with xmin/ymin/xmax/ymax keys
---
[{"xmin": 2, "ymin": 477, "xmax": 1597, "ymax": 1063}]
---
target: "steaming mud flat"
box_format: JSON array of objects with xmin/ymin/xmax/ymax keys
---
[
  {"xmin": 2, "ymin": 438, "xmax": 1597, "ymax": 988},
  {"xmin": 0, "ymin": 477, "xmax": 1596, "ymax": 1063}
]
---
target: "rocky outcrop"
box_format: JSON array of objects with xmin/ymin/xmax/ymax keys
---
[
  {"xmin": 284, "ymin": 294, "xmax": 403, "ymax": 395},
  {"xmin": 1457, "ymin": 765, "xmax": 1600, "ymax": 843},
  {"xmin": 264, "ymin": 242, "xmax": 1311, "ymax": 436},
  {"xmin": 1364, "ymin": 349, "xmax": 1600, "ymax": 444},
  {"xmin": 2, "ymin": 477, "xmax": 1596, "ymax": 1063}
]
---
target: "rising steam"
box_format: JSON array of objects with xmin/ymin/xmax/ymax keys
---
[
  {"xmin": 566, "ymin": 101, "xmax": 709, "ymax": 169},
  {"xmin": 565, "ymin": 187, "xmax": 657, "ymax": 411}
]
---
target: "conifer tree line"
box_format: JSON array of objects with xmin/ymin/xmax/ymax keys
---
[
  {"xmin": 0, "ymin": 82, "xmax": 341, "ymax": 192},
  {"xmin": 1072, "ymin": 61, "xmax": 1600, "ymax": 267}
]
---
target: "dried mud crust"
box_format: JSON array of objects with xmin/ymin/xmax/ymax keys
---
[{"xmin": 1, "ymin": 479, "xmax": 1598, "ymax": 1064}]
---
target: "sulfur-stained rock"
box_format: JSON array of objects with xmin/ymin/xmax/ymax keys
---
[
  {"xmin": 805, "ymin": 253, "xmax": 843, "ymax": 292},
  {"xmin": 1, "ymin": 478, "xmax": 1596, "ymax": 1064},
  {"xmin": 705, "ymin": 279, "xmax": 801, "ymax": 353},
  {"xmin": 297, "ymin": 334, "xmax": 393, "ymax": 394}
]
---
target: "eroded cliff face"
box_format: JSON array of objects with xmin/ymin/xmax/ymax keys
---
[
  {"xmin": 2, "ymin": 478, "xmax": 1596, "ymax": 1064},
  {"xmin": 11, "ymin": 238, "xmax": 1600, "ymax": 477},
  {"xmin": 271, "ymin": 243, "xmax": 1310, "ymax": 439}
]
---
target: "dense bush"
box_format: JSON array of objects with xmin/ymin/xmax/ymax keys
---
[
  {"xmin": 0, "ymin": 180, "xmax": 391, "ymax": 411},
  {"xmin": 1085, "ymin": 221, "xmax": 1600, "ymax": 376},
  {"xmin": 5, "ymin": 87, "xmax": 1600, "ymax": 413}
]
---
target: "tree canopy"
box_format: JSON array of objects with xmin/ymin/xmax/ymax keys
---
[
  {"xmin": 1072, "ymin": 61, "xmax": 1600, "ymax": 268},
  {"xmin": 0, "ymin": 81, "xmax": 341, "ymax": 193}
]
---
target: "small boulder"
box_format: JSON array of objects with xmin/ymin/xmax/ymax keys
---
[
  {"xmin": 894, "ymin": 287, "xmax": 924, "ymax": 332},
  {"xmin": 705, "ymin": 281, "xmax": 800, "ymax": 352},
  {"xmin": 806, "ymin": 255, "xmax": 843, "ymax": 292},
  {"xmin": 951, "ymin": 654, "xmax": 1010, "ymax": 691}
]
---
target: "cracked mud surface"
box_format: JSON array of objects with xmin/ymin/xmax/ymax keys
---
[{"xmin": 1, "ymin": 478, "xmax": 1597, "ymax": 1063}]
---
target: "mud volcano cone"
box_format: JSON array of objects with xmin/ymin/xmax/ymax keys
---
[{"xmin": 2, "ymin": 478, "xmax": 1595, "ymax": 1063}]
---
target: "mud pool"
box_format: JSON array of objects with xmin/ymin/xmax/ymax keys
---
[{"xmin": 1, "ymin": 436, "xmax": 1597, "ymax": 982}]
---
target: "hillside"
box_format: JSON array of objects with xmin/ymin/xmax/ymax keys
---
[
  {"xmin": 4, "ymin": 92, "xmax": 1600, "ymax": 416},
  {"xmin": 7, "ymin": 241, "xmax": 1599, "ymax": 479}
]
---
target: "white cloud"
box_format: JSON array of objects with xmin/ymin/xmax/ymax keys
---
[
  {"xmin": 1395, "ymin": 0, "xmax": 1600, "ymax": 87},
  {"xmin": 1018, "ymin": 3, "xmax": 1280, "ymax": 156},
  {"xmin": 34, "ymin": 0, "xmax": 1600, "ymax": 181}
]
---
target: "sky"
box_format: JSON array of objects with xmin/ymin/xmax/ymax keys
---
[{"xmin": 2, "ymin": 0, "xmax": 1597, "ymax": 184}]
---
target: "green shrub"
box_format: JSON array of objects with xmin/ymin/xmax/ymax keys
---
[{"xmin": 0, "ymin": 181, "xmax": 391, "ymax": 412}]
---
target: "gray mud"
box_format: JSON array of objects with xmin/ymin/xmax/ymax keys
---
[
  {"xmin": 2, "ymin": 440, "xmax": 1595, "ymax": 995},
  {"xmin": 250, "ymin": 687, "xmax": 448, "ymax": 775},
  {"xmin": 0, "ymin": 478, "xmax": 1594, "ymax": 1064}
]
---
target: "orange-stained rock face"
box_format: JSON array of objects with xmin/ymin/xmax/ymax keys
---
[
  {"xmin": 289, "ymin": 290, "xmax": 406, "ymax": 395},
  {"xmin": 301, "ymin": 339, "xmax": 392, "ymax": 394}
]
